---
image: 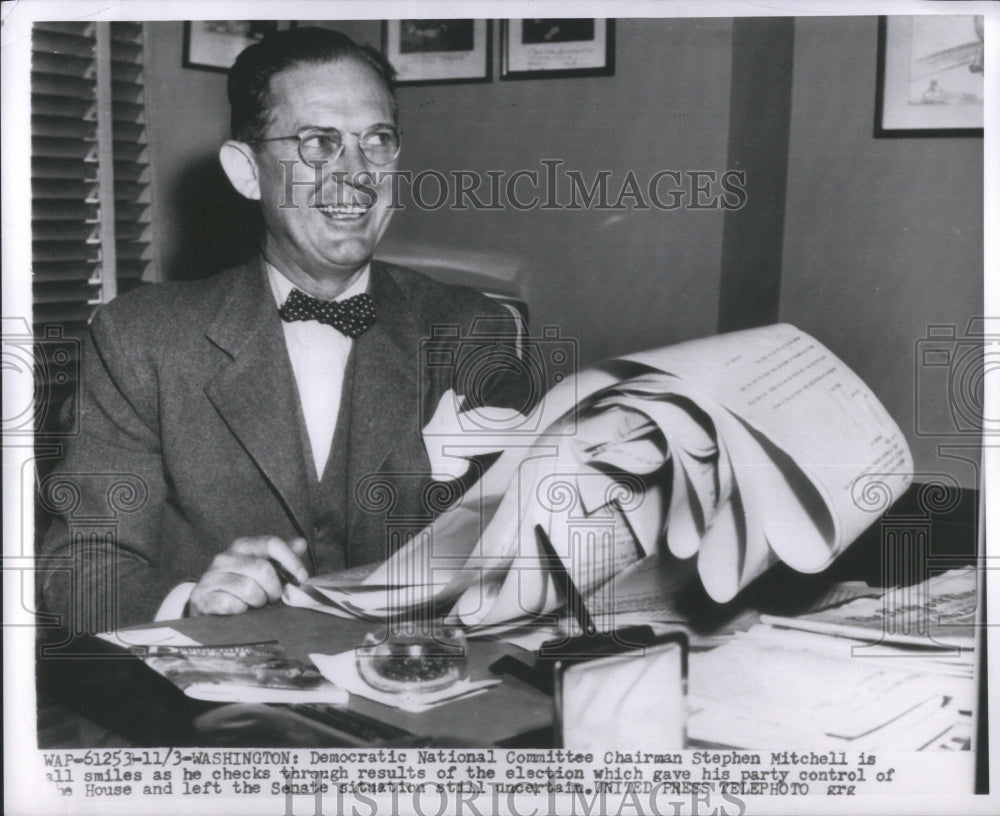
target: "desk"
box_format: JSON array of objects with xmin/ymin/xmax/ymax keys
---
[
  {"xmin": 38, "ymin": 605, "xmax": 555, "ymax": 748},
  {"xmin": 36, "ymin": 485, "xmax": 981, "ymax": 753},
  {"xmin": 169, "ymin": 606, "xmax": 555, "ymax": 745}
]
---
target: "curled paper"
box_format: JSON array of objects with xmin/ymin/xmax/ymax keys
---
[{"xmin": 290, "ymin": 324, "xmax": 913, "ymax": 626}]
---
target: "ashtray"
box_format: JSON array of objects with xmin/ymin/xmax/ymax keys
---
[{"xmin": 356, "ymin": 628, "xmax": 468, "ymax": 696}]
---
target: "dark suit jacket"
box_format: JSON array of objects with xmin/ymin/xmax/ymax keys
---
[{"xmin": 38, "ymin": 259, "xmax": 530, "ymax": 630}]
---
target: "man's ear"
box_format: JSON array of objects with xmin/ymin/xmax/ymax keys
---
[{"xmin": 219, "ymin": 141, "xmax": 261, "ymax": 201}]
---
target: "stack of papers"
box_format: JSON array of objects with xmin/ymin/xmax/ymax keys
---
[{"xmin": 760, "ymin": 567, "xmax": 977, "ymax": 650}]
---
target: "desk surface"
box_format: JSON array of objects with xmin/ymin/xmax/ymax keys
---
[{"xmin": 128, "ymin": 605, "xmax": 554, "ymax": 746}]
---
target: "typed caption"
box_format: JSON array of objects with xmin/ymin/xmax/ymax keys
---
[{"xmin": 37, "ymin": 746, "xmax": 966, "ymax": 815}]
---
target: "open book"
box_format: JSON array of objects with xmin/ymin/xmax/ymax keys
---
[{"xmin": 285, "ymin": 324, "xmax": 913, "ymax": 630}]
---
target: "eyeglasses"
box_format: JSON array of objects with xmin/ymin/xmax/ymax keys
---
[{"xmin": 252, "ymin": 124, "xmax": 401, "ymax": 166}]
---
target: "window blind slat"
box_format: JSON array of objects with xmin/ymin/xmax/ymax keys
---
[
  {"xmin": 110, "ymin": 100, "xmax": 143, "ymax": 120},
  {"xmin": 113, "ymin": 201, "xmax": 149, "ymax": 220},
  {"xmin": 112, "ymin": 221, "xmax": 148, "ymax": 241},
  {"xmin": 33, "ymin": 96, "xmax": 94, "ymax": 119},
  {"xmin": 111, "ymin": 24, "xmax": 142, "ymax": 43},
  {"xmin": 33, "ymin": 115, "xmax": 95, "ymax": 139},
  {"xmin": 112, "ymin": 161, "xmax": 147, "ymax": 182},
  {"xmin": 32, "ymin": 137, "xmax": 95, "ymax": 160},
  {"xmin": 33, "ymin": 30, "xmax": 96, "ymax": 57},
  {"xmin": 32, "ymin": 52, "xmax": 96, "ymax": 78},
  {"xmin": 32, "ymin": 157, "xmax": 97, "ymax": 180},
  {"xmin": 110, "ymin": 40, "xmax": 142, "ymax": 62},
  {"xmin": 114, "ymin": 242, "xmax": 149, "ymax": 261},
  {"xmin": 32, "ymin": 20, "xmax": 94, "ymax": 37},
  {"xmin": 111, "ymin": 82, "xmax": 143, "ymax": 104},
  {"xmin": 31, "ymin": 74, "xmax": 95, "ymax": 99},
  {"xmin": 111, "ymin": 143, "xmax": 147, "ymax": 164},
  {"xmin": 34, "ymin": 199, "xmax": 96, "ymax": 219},
  {"xmin": 112, "ymin": 123, "xmax": 145, "ymax": 142},
  {"xmin": 33, "ymin": 303, "xmax": 97, "ymax": 324},
  {"xmin": 33, "ymin": 261, "xmax": 98, "ymax": 283},
  {"xmin": 32, "ymin": 242, "xmax": 100, "ymax": 262},
  {"xmin": 34, "ymin": 22, "xmax": 95, "ymax": 37},
  {"xmin": 110, "ymin": 62, "xmax": 143, "ymax": 83},
  {"xmin": 33, "ymin": 179, "xmax": 98, "ymax": 200},
  {"xmin": 34, "ymin": 281, "xmax": 102, "ymax": 304},
  {"xmin": 113, "ymin": 179, "xmax": 144, "ymax": 199},
  {"xmin": 32, "ymin": 222, "xmax": 98, "ymax": 242},
  {"xmin": 32, "ymin": 20, "xmax": 153, "ymax": 438}
]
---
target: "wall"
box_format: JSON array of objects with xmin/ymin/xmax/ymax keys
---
[
  {"xmin": 144, "ymin": 19, "xmax": 734, "ymax": 362},
  {"xmin": 384, "ymin": 18, "xmax": 734, "ymax": 365},
  {"xmin": 145, "ymin": 23, "xmax": 245, "ymax": 280},
  {"xmin": 781, "ymin": 17, "xmax": 983, "ymax": 488}
]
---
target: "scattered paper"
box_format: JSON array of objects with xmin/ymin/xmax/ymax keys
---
[
  {"xmin": 760, "ymin": 568, "xmax": 977, "ymax": 650},
  {"xmin": 688, "ymin": 616, "xmax": 975, "ymax": 750}
]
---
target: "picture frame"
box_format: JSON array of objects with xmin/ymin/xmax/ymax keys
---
[
  {"xmin": 501, "ymin": 19, "xmax": 614, "ymax": 80},
  {"xmin": 382, "ymin": 20, "xmax": 492, "ymax": 85},
  {"xmin": 875, "ymin": 15, "xmax": 984, "ymax": 137},
  {"xmin": 183, "ymin": 21, "xmax": 289, "ymax": 72}
]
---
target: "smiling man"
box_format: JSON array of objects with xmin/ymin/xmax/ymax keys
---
[{"xmin": 37, "ymin": 28, "xmax": 530, "ymax": 629}]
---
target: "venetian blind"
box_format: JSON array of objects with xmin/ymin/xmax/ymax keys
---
[{"xmin": 31, "ymin": 21, "xmax": 153, "ymax": 433}]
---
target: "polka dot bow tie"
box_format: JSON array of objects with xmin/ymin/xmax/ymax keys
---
[{"xmin": 278, "ymin": 289, "xmax": 376, "ymax": 338}]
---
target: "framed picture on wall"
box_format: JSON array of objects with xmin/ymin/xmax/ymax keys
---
[
  {"xmin": 382, "ymin": 20, "xmax": 491, "ymax": 85},
  {"xmin": 875, "ymin": 15, "xmax": 984, "ymax": 136},
  {"xmin": 183, "ymin": 21, "xmax": 292, "ymax": 72},
  {"xmin": 501, "ymin": 19, "xmax": 614, "ymax": 80}
]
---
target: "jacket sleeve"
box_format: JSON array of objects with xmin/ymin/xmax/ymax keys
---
[{"xmin": 36, "ymin": 303, "xmax": 172, "ymax": 633}]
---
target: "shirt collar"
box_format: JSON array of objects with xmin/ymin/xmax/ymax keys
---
[{"xmin": 265, "ymin": 260, "xmax": 371, "ymax": 308}]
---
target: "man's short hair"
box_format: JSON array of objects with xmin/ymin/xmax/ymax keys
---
[{"xmin": 227, "ymin": 27, "xmax": 398, "ymax": 143}]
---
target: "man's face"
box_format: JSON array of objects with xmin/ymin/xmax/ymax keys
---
[{"xmin": 251, "ymin": 59, "xmax": 398, "ymax": 283}]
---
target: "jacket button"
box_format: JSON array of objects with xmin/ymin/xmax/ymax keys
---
[{"xmin": 312, "ymin": 524, "xmax": 322, "ymax": 537}]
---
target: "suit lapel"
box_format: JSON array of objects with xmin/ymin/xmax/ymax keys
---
[
  {"xmin": 203, "ymin": 260, "xmax": 314, "ymax": 536},
  {"xmin": 345, "ymin": 264, "xmax": 423, "ymax": 538}
]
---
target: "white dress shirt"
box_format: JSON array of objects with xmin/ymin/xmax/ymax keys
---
[
  {"xmin": 265, "ymin": 261, "xmax": 369, "ymax": 481},
  {"xmin": 154, "ymin": 262, "xmax": 370, "ymax": 621}
]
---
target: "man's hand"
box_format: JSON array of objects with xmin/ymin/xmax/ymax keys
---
[{"xmin": 187, "ymin": 537, "xmax": 310, "ymax": 616}]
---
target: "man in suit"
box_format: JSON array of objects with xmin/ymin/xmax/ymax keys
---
[{"xmin": 37, "ymin": 28, "xmax": 530, "ymax": 630}]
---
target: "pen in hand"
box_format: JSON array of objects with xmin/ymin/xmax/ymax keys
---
[{"xmin": 268, "ymin": 557, "xmax": 302, "ymax": 588}]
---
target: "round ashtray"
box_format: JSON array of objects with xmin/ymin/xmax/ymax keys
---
[{"xmin": 356, "ymin": 628, "xmax": 468, "ymax": 695}]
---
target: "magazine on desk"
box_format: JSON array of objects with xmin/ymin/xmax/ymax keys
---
[
  {"xmin": 139, "ymin": 641, "xmax": 347, "ymax": 704},
  {"xmin": 284, "ymin": 323, "xmax": 915, "ymax": 631}
]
